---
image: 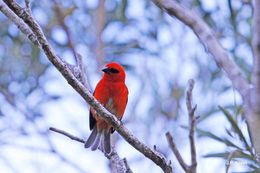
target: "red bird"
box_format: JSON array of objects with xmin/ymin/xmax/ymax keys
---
[{"xmin": 85, "ymin": 62, "xmax": 128, "ymax": 154}]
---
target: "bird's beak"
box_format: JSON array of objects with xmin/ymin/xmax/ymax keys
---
[{"xmin": 102, "ymin": 67, "xmax": 111, "ymax": 74}]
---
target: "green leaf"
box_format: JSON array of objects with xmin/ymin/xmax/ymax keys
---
[
  {"xmin": 203, "ymin": 152, "xmax": 229, "ymax": 158},
  {"xmin": 203, "ymin": 150, "xmax": 254, "ymax": 160},
  {"xmin": 218, "ymin": 106, "xmax": 251, "ymax": 151},
  {"xmin": 197, "ymin": 128, "xmax": 243, "ymax": 150}
]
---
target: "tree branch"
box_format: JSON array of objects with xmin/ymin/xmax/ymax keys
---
[
  {"xmin": 186, "ymin": 79, "xmax": 198, "ymax": 173},
  {"xmin": 152, "ymin": 0, "xmax": 250, "ymax": 99},
  {"xmin": 166, "ymin": 79, "xmax": 198, "ymax": 173},
  {"xmin": 1, "ymin": 1, "xmax": 173, "ymax": 172},
  {"xmin": 75, "ymin": 53, "xmax": 89, "ymax": 89},
  {"xmin": 0, "ymin": 0, "xmax": 39, "ymax": 46},
  {"xmin": 153, "ymin": 0, "xmax": 260, "ymax": 156},
  {"xmin": 166, "ymin": 132, "xmax": 190, "ymax": 172},
  {"xmin": 107, "ymin": 150, "xmax": 133, "ymax": 173},
  {"xmin": 49, "ymin": 127, "xmax": 133, "ymax": 173},
  {"xmin": 252, "ymin": 0, "xmax": 260, "ymax": 114},
  {"xmin": 49, "ymin": 127, "xmax": 85, "ymax": 143}
]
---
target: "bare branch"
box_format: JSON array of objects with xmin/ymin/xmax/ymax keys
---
[
  {"xmin": 186, "ymin": 79, "xmax": 194, "ymax": 113},
  {"xmin": 123, "ymin": 158, "xmax": 133, "ymax": 173},
  {"xmin": 166, "ymin": 79, "xmax": 198, "ymax": 173},
  {"xmin": 153, "ymin": 0, "xmax": 250, "ymax": 99},
  {"xmin": 49, "ymin": 127, "xmax": 85, "ymax": 143},
  {"xmin": 166, "ymin": 132, "xmax": 189, "ymax": 172},
  {"xmin": 0, "ymin": 0, "xmax": 39, "ymax": 46},
  {"xmin": 75, "ymin": 53, "xmax": 90, "ymax": 89},
  {"xmin": 24, "ymin": 0, "xmax": 29, "ymax": 9},
  {"xmin": 49, "ymin": 127, "xmax": 133, "ymax": 173},
  {"xmin": 186, "ymin": 79, "xmax": 198, "ymax": 173},
  {"xmin": 106, "ymin": 150, "xmax": 133, "ymax": 173},
  {"xmin": 24, "ymin": 0, "xmax": 32, "ymax": 17},
  {"xmin": 1, "ymin": 1, "xmax": 173, "ymax": 172}
]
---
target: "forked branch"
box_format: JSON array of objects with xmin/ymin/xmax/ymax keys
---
[{"xmin": 166, "ymin": 79, "xmax": 198, "ymax": 173}]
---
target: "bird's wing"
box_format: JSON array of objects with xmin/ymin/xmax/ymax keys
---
[
  {"xmin": 89, "ymin": 90, "xmax": 96, "ymax": 130},
  {"xmin": 89, "ymin": 81, "xmax": 110, "ymax": 130}
]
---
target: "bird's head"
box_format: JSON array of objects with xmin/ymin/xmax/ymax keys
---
[{"xmin": 102, "ymin": 62, "xmax": 126, "ymax": 82}]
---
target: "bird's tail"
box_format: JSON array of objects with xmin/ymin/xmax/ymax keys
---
[{"xmin": 85, "ymin": 126, "xmax": 111, "ymax": 154}]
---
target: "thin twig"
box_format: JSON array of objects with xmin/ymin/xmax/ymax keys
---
[
  {"xmin": 24, "ymin": 0, "xmax": 29, "ymax": 9},
  {"xmin": 166, "ymin": 132, "xmax": 190, "ymax": 172},
  {"xmin": 123, "ymin": 158, "xmax": 133, "ymax": 173},
  {"xmin": 186, "ymin": 79, "xmax": 194, "ymax": 113},
  {"xmin": 106, "ymin": 150, "xmax": 134, "ymax": 173},
  {"xmin": 49, "ymin": 127, "xmax": 85, "ymax": 143},
  {"xmin": 76, "ymin": 53, "xmax": 89, "ymax": 89},
  {"xmin": 186, "ymin": 79, "xmax": 198, "ymax": 173},
  {"xmin": 166, "ymin": 79, "xmax": 198, "ymax": 173}
]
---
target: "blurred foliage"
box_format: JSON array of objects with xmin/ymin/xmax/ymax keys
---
[
  {"xmin": 199, "ymin": 106, "xmax": 259, "ymax": 173},
  {"xmin": 0, "ymin": 0, "xmax": 257, "ymax": 172}
]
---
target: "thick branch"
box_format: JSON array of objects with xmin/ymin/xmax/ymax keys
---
[
  {"xmin": 252, "ymin": 0, "xmax": 260, "ymax": 114},
  {"xmin": 1, "ymin": 1, "xmax": 172, "ymax": 172},
  {"xmin": 0, "ymin": 0, "xmax": 39, "ymax": 46},
  {"xmin": 49, "ymin": 127, "xmax": 133, "ymax": 173},
  {"xmin": 153, "ymin": 0, "xmax": 250, "ymax": 99}
]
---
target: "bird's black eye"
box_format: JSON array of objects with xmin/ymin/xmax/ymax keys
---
[{"xmin": 109, "ymin": 68, "xmax": 119, "ymax": 73}]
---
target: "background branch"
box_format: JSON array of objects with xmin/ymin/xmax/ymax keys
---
[
  {"xmin": 186, "ymin": 79, "xmax": 198, "ymax": 173},
  {"xmin": 1, "ymin": 1, "xmax": 173, "ymax": 172},
  {"xmin": 166, "ymin": 79, "xmax": 198, "ymax": 173},
  {"xmin": 153, "ymin": 0, "xmax": 250, "ymax": 99},
  {"xmin": 52, "ymin": 0, "xmax": 78, "ymax": 63},
  {"xmin": 49, "ymin": 127, "xmax": 85, "ymax": 143},
  {"xmin": 153, "ymin": 0, "xmax": 260, "ymax": 157},
  {"xmin": 166, "ymin": 132, "xmax": 189, "ymax": 172},
  {"xmin": 247, "ymin": 0, "xmax": 260, "ymax": 158}
]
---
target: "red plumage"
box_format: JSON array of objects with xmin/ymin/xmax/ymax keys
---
[{"xmin": 85, "ymin": 62, "xmax": 128, "ymax": 154}]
